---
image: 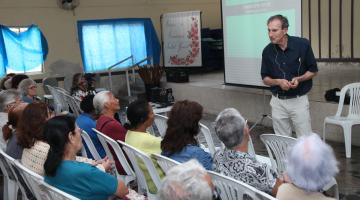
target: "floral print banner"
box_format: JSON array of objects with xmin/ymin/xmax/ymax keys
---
[{"xmin": 162, "ymin": 11, "xmax": 202, "ymax": 67}]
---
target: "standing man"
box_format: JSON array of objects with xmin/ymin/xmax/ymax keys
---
[{"xmin": 261, "ymin": 15, "xmax": 318, "ymax": 137}]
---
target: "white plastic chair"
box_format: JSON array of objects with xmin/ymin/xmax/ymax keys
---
[
  {"xmin": 0, "ymin": 150, "xmax": 20, "ymax": 200},
  {"xmin": 46, "ymin": 85, "xmax": 68, "ymax": 114},
  {"xmin": 208, "ymin": 171, "xmax": 277, "ymax": 200},
  {"xmin": 63, "ymin": 92, "xmax": 82, "ymax": 117},
  {"xmin": 0, "ymin": 150, "xmax": 33, "ymax": 200},
  {"xmin": 118, "ymin": 140, "xmax": 162, "ymax": 200},
  {"xmin": 151, "ymin": 153, "xmax": 180, "ymax": 174},
  {"xmin": 198, "ymin": 123, "xmax": 216, "ymax": 156},
  {"xmin": 93, "ymin": 129, "xmax": 136, "ymax": 185},
  {"xmin": 80, "ymin": 130, "xmax": 102, "ymax": 160},
  {"xmin": 12, "ymin": 160, "xmax": 44, "ymax": 200},
  {"xmin": 153, "ymin": 114, "xmax": 168, "ymax": 137},
  {"xmin": 40, "ymin": 181, "xmax": 80, "ymax": 200},
  {"xmin": 323, "ymin": 82, "xmax": 360, "ymax": 158},
  {"xmin": 260, "ymin": 134, "xmax": 297, "ymax": 174}
]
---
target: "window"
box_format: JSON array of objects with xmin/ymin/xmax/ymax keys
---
[
  {"xmin": 0, "ymin": 25, "xmax": 47, "ymax": 76},
  {"xmin": 77, "ymin": 18, "xmax": 160, "ymax": 73}
]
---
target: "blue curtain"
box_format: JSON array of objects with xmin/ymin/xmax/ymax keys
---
[
  {"xmin": 77, "ymin": 18, "xmax": 160, "ymax": 72},
  {"xmin": 0, "ymin": 25, "xmax": 48, "ymax": 76}
]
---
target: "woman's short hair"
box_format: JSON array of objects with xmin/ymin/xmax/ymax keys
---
[
  {"xmin": 17, "ymin": 102, "xmax": 50, "ymax": 149},
  {"xmin": 125, "ymin": 99, "xmax": 150, "ymax": 129},
  {"xmin": 93, "ymin": 91, "xmax": 110, "ymax": 115},
  {"xmin": 161, "ymin": 100, "xmax": 203, "ymax": 154},
  {"xmin": 214, "ymin": 108, "xmax": 245, "ymax": 149},
  {"xmin": 286, "ymin": 134, "xmax": 338, "ymax": 192},
  {"xmin": 17, "ymin": 78, "xmax": 36, "ymax": 96},
  {"xmin": 80, "ymin": 94, "xmax": 95, "ymax": 114},
  {"xmin": 44, "ymin": 115, "xmax": 76, "ymax": 176},
  {"xmin": 159, "ymin": 159, "xmax": 212, "ymax": 200},
  {"xmin": 0, "ymin": 89, "xmax": 20, "ymax": 112}
]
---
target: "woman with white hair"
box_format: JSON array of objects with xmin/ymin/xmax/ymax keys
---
[
  {"xmin": 159, "ymin": 159, "xmax": 219, "ymax": 200},
  {"xmin": 94, "ymin": 91, "xmax": 127, "ymax": 174},
  {"xmin": 18, "ymin": 78, "xmax": 37, "ymax": 103},
  {"xmin": 277, "ymin": 134, "xmax": 338, "ymax": 200},
  {"xmin": 213, "ymin": 108, "xmax": 281, "ymax": 196}
]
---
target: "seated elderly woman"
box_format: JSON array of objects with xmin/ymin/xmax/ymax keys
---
[
  {"xmin": 44, "ymin": 115, "xmax": 128, "ymax": 200},
  {"xmin": 161, "ymin": 100, "xmax": 212, "ymax": 170},
  {"xmin": 213, "ymin": 108, "xmax": 281, "ymax": 196},
  {"xmin": 18, "ymin": 78, "xmax": 38, "ymax": 103},
  {"xmin": 159, "ymin": 159, "xmax": 219, "ymax": 200},
  {"xmin": 124, "ymin": 99, "xmax": 164, "ymax": 194},
  {"xmin": 276, "ymin": 134, "xmax": 338, "ymax": 200},
  {"xmin": 94, "ymin": 91, "xmax": 127, "ymax": 173}
]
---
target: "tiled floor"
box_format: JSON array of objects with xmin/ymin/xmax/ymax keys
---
[{"xmin": 200, "ymin": 113, "xmax": 360, "ymax": 200}]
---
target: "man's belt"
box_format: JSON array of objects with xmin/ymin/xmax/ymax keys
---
[{"xmin": 274, "ymin": 94, "xmax": 301, "ymax": 100}]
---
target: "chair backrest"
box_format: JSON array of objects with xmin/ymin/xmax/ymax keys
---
[
  {"xmin": 198, "ymin": 123, "xmax": 216, "ymax": 156},
  {"xmin": 154, "ymin": 114, "xmax": 168, "ymax": 137},
  {"xmin": 80, "ymin": 130, "xmax": 102, "ymax": 160},
  {"xmin": 209, "ymin": 171, "xmax": 276, "ymax": 200},
  {"xmin": 46, "ymin": 85, "xmax": 68, "ymax": 114},
  {"xmin": 63, "ymin": 92, "xmax": 82, "ymax": 117},
  {"xmin": 12, "ymin": 160, "xmax": 44, "ymax": 200},
  {"xmin": 118, "ymin": 140, "xmax": 162, "ymax": 198},
  {"xmin": 93, "ymin": 128, "xmax": 135, "ymax": 185},
  {"xmin": 43, "ymin": 77, "xmax": 59, "ymax": 95},
  {"xmin": 151, "ymin": 153, "xmax": 180, "ymax": 174},
  {"xmin": 335, "ymin": 82, "xmax": 360, "ymax": 119},
  {"xmin": 260, "ymin": 134, "xmax": 297, "ymax": 174},
  {"xmin": 0, "ymin": 150, "xmax": 33, "ymax": 200},
  {"xmin": 40, "ymin": 181, "xmax": 80, "ymax": 200}
]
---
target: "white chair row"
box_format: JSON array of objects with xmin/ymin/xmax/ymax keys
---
[
  {"xmin": 0, "ymin": 149, "xmax": 79, "ymax": 200},
  {"xmin": 45, "ymin": 85, "xmax": 82, "ymax": 117}
]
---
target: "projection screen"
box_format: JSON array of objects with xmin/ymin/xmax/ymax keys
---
[{"xmin": 222, "ymin": 0, "xmax": 302, "ymax": 87}]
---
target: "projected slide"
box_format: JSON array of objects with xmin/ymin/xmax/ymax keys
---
[{"xmin": 222, "ymin": 0, "xmax": 301, "ymax": 87}]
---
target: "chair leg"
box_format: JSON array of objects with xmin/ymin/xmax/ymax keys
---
[{"xmin": 343, "ymin": 125, "xmax": 352, "ymax": 158}]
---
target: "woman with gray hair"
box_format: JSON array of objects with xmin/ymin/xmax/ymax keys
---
[
  {"xmin": 277, "ymin": 134, "xmax": 338, "ymax": 200},
  {"xmin": 159, "ymin": 159, "xmax": 219, "ymax": 200},
  {"xmin": 18, "ymin": 78, "xmax": 37, "ymax": 103},
  {"xmin": 213, "ymin": 108, "xmax": 282, "ymax": 196}
]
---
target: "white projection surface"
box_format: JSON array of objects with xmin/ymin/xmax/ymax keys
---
[{"xmin": 222, "ymin": 0, "xmax": 301, "ymax": 87}]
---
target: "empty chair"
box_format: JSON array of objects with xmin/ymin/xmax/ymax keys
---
[
  {"xmin": 93, "ymin": 129, "xmax": 135, "ymax": 185},
  {"xmin": 153, "ymin": 114, "xmax": 168, "ymax": 137},
  {"xmin": 151, "ymin": 153, "xmax": 180, "ymax": 174},
  {"xmin": 63, "ymin": 93, "xmax": 82, "ymax": 117},
  {"xmin": 209, "ymin": 171, "xmax": 277, "ymax": 200},
  {"xmin": 119, "ymin": 140, "xmax": 162, "ymax": 200},
  {"xmin": 260, "ymin": 134, "xmax": 297, "ymax": 174},
  {"xmin": 80, "ymin": 130, "xmax": 102, "ymax": 160},
  {"xmin": 42, "ymin": 77, "xmax": 58, "ymax": 95},
  {"xmin": 323, "ymin": 82, "xmax": 360, "ymax": 158}
]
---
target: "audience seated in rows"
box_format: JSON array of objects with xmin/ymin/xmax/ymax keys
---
[
  {"xmin": 161, "ymin": 100, "xmax": 213, "ymax": 170},
  {"xmin": 213, "ymin": 108, "xmax": 281, "ymax": 196},
  {"xmin": 94, "ymin": 91, "xmax": 127, "ymax": 173},
  {"xmin": 124, "ymin": 99, "xmax": 165, "ymax": 194},
  {"xmin": 4, "ymin": 103, "xmax": 28, "ymax": 159},
  {"xmin": 0, "ymin": 89, "xmax": 21, "ymax": 148},
  {"xmin": 70, "ymin": 73, "xmax": 95, "ymax": 101},
  {"xmin": 277, "ymin": 134, "xmax": 338, "ymax": 200},
  {"xmin": 17, "ymin": 78, "xmax": 38, "ymax": 103},
  {"xmin": 17, "ymin": 102, "xmax": 53, "ymax": 175},
  {"xmin": 76, "ymin": 94, "xmax": 106, "ymax": 159},
  {"xmin": 44, "ymin": 115, "xmax": 128, "ymax": 200},
  {"xmin": 159, "ymin": 159, "xmax": 219, "ymax": 200}
]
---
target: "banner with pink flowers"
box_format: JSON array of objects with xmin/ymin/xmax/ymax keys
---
[{"xmin": 161, "ymin": 11, "xmax": 202, "ymax": 67}]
